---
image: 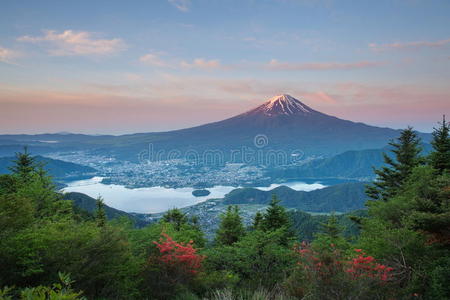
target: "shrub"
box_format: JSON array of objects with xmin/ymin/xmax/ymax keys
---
[
  {"xmin": 286, "ymin": 243, "xmax": 394, "ymax": 299},
  {"xmin": 143, "ymin": 233, "xmax": 205, "ymax": 299}
]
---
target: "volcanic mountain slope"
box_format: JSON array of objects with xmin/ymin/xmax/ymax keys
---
[
  {"xmin": 0, "ymin": 94, "xmax": 427, "ymax": 161},
  {"xmin": 112, "ymin": 94, "xmax": 404, "ymax": 161}
]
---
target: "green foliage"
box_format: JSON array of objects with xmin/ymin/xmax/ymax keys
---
[
  {"xmin": 261, "ymin": 195, "xmax": 290, "ymax": 232},
  {"xmin": 0, "ymin": 287, "xmax": 14, "ymax": 300},
  {"xmin": 95, "ymin": 196, "xmax": 107, "ymax": 227},
  {"xmin": 204, "ymin": 229, "xmax": 296, "ymax": 290},
  {"xmin": 215, "ymin": 205, "xmax": 246, "ymax": 246},
  {"xmin": 0, "ymin": 273, "xmax": 85, "ymax": 300},
  {"xmin": 19, "ymin": 273, "xmax": 86, "ymax": 300},
  {"xmin": 2, "ymin": 132, "xmax": 450, "ymax": 300},
  {"xmin": 1, "ymin": 219, "xmax": 140, "ymax": 298},
  {"xmin": 367, "ymin": 127, "xmax": 423, "ymax": 201},
  {"xmin": 252, "ymin": 211, "xmax": 264, "ymax": 230},
  {"xmin": 143, "ymin": 233, "xmax": 205, "ymax": 299},
  {"xmin": 8, "ymin": 147, "xmax": 38, "ymax": 183},
  {"xmin": 0, "ymin": 151, "xmax": 141, "ymax": 299},
  {"xmin": 162, "ymin": 208, "xmax": 188, "ymax": 231},
  {"xmin": 428, "ymin": 256, "xmax": 450, "ymax": 300},
  {"xmin": 63, "ymin": 192, "xmax": 148, "ymax": 226},
  {"xmin": 318, "ymin": 214, "xmax": 342, "ymax": 239},
  {"xmin": 0, "ymin": 193, "xmax": 35, "ymax": 235},
  {"xmin": 0, "ymin": 154, "xmax": 96, "ymax": 180},
  {"xmin": 359, "ymin": 129, "xmax": 450, "ymax": 299},
  {"xmin": 430, "ymin": 115, "xmax": 450, "ymax": 174}
]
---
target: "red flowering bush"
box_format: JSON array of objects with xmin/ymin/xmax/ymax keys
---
[
  {"xmin": 152, "ymin": 233, "xmax": 204, "ymax": 275},
  {"xmin": 143, "ymin": 233, "xmax": 205, "ymax": 298},
  {"xmin": 346, "ymin": 249, "xmax": 393, "ymax": 282},
  {"xmin": 286, "ymin": 242, "xmax": 394, "ymax": 299}
]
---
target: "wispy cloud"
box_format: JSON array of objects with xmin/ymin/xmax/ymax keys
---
[
  {"xmin": 17, "ymin": 30, "xmax": 126, "ymax": 56},
  {"xmin": 139, "ymin": 53, "xmax": 222, "ymax": 70},
  {"xmin": 0, "ymin": 46, "xmax": 20, "ymax": 64},
  {"xmin": 168, "ymin": 0, "xmax": 191, "ymax": 12},
  {"xmin": 138, "ymin": 53, "xmax": 382, "ymax": 72},
  {"xmin": 2, "ymin": 75, "xmax": 447, "ymax": 133},
  {"xmin": 369, "ymin": 38, "xmax": 450, "ymax": 52},
  {"xmin": 139, "ymin": 52, "xmax": 168, "ymax": 67},
  {"xmin": 180, "ymin": 58, "xmax": 222, "ymax": 69},
  {"xmin": 266, "ymin": 59, "xmax": 382, "ymax": 71},
  {"xmin": 303, "ymin": 91, "xmax": 337, "ymax": 103}
]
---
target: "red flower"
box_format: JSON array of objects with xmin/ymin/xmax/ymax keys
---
[
  {"xmin": 294, "ymin": 245, "xmax": 394, "ymax": 283},
  {"xmin": 152, "ymin": 233, "xmax": 205, "ymax": 275}
]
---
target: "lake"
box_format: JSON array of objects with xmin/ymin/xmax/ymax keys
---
[{"xmin": 63, "ymin": 177, "xmax": 327, "ymax": 213}]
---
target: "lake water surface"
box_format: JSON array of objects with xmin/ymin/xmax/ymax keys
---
[{"xmin": 63, "ymin": 177, "xmax": 327, "ymax": 213}]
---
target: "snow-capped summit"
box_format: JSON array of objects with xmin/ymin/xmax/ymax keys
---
[
  {"xmin": 249, "ymin": 94, "xmax": 316, "ymax": 116},
  {"xmin": 107, "ymin": 93, "xmax": 404, "ymax": 160}
]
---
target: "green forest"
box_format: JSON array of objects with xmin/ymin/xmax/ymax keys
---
[{"xmin": 0, "ymin": 119, "xmax": 449, "ymax": 300}]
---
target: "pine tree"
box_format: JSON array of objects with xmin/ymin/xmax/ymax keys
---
[
  {"xmin": 366, "ymin": 127, "xmax": 423, "ymax": 201},
  {"xmin": 215, "ymin": 205, "xmax": 245, "ymax": 246},
  {"xmin": 252, "ymin": 211, "xmax": 264, "ymax": 230},
  {"xmin": 320, "ymin": 214, "xmax": 342, "ymax": 239},
  {"xmin": 8, "ymin": 147, "xmax": 37, "ymax": 182},
  {"xmin": 261, "ymin": 195, "xmax": 290, "ymax": 232},
  {"xmin": 95, "ymin": 197, "xmax": 107, "ymax": 227},
  {"xmin": 430, "ymin": 115, "xmax": 450, "ymax": 174},
  {"xmin": 162, "ymin": 208, "xmax": 187, "ymax": 231}
]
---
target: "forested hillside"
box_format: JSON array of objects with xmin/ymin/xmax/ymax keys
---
[
  {"xmin": 63, "ymin": 192, "xmax": 150, "ymax": 227},
  {"xmin": 224, "ymin": 181, "xmax": 367, "ymax": 212},
  {"xmin": 268, "ymin": 143, "xmax": 433, "ymax": 181},
  {"xmin": 0, "ymin": 119, "xmax": 449, "ymax": 299},
  {"xmin": 0, "ymin": 155, "xmax": 96, "ymax": 180}
]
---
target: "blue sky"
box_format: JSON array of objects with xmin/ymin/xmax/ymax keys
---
[{"xmin": 0, "ymin": 0, "xmax": 449, "ymax": 134}]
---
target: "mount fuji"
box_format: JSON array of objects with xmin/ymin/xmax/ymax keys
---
[
  {"xmin": 106, "ymin": 94, "xmax": 411, "ymax": 161},
  {"xmin": 0, "ymin": 94, "xmax": 427, "ymax": 162},
  {"xmin": 247, "ymin": 94, "xmax": 319, "ymax": 116}
]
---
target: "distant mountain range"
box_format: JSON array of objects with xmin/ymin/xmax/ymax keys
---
[
  {"xmin": 223, "ymin": 181, "xmax": 368, "ymax": 213},
  {"xmin": 0, "ymin": 155, "xmax": 97, "ymax": 181},
  {"xmin": 267, "ymin": 143, "xmax": 433, "ymax": 181},
  {"xmin": 0, "ymin": 94, "xmax": 431, "ymax": 163}
]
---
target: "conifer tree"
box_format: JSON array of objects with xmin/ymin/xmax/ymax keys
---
[
  {"xmin": 430, "ymin": 115, "xmax": 450, "ymax": 174},
  {"xmin": 366, "ymin": 127, "xmax": 423, "ymax": 201},
  {"xmin": 95, "ymin": 197, "xmax": 107, "ymax": 227},
  {"xmin": 9, "ymin": 147, "xmax": 37, "ymax": 182},
  {"xmin": 162, "ymin": 208, "xmax": 187, "ymax": 231},
  {"xmin": 215, "ymin": 205, "xmax": 245, "ymax": 245},
  {"xmin": 261, "ymin": 195, "xmax": 290, "ymax": 232},
  {"xmin": 252, "ymin": 211, "xmax": 264, "ymax": 230},
  {"xmin": 320, "ymin": 214, "xmax": 342, "ymax": 239}
]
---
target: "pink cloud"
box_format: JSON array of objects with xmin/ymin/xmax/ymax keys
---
[
  {"xmin": 327, "ymin": 82, "xmax": 450, "ymax": 129},
  {"xmin": 168, "ymin": 0, "xmax": 191, "ymax": 12},
  {"xmin": 139, "ymin": 52, "xmax": 168, "ymax": 67},
  {"xmin": 369, "ymin": 38, "xmax": 450, "ymax": 52},
  {"xmin": 0, "ymin": 46, "xmax": 20, "ymax": 64},
  {"xmin": 18, "ymin": 30, "xmax": 126, "ymax": 56},
  {"xmin": 267, "ymin": 59, "xmax": 383, "ymax": 71},
  {"xmin": 303, "ymin": 91, "xmax": 337, "ymax": 104},
  {"xmin": 1, "ymin": 76, "xmax": 448, "ymax": 133},
  {"xmin": 180, "ymin": 58, "xmax": 222, "ymax": 69}
]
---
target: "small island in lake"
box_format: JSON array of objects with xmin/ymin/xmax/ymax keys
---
[{"xmin": 192, "ymin": 189, "xmax": 211, "ymax": 197}]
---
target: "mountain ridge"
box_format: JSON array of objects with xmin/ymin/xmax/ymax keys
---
[
  {"xmin": 223, "ymin": 181, "xmax": 368, "ymax": 212},
  {"xmin": 0, "ymin": 94, "xmax": 431, "ymax": 162}
]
